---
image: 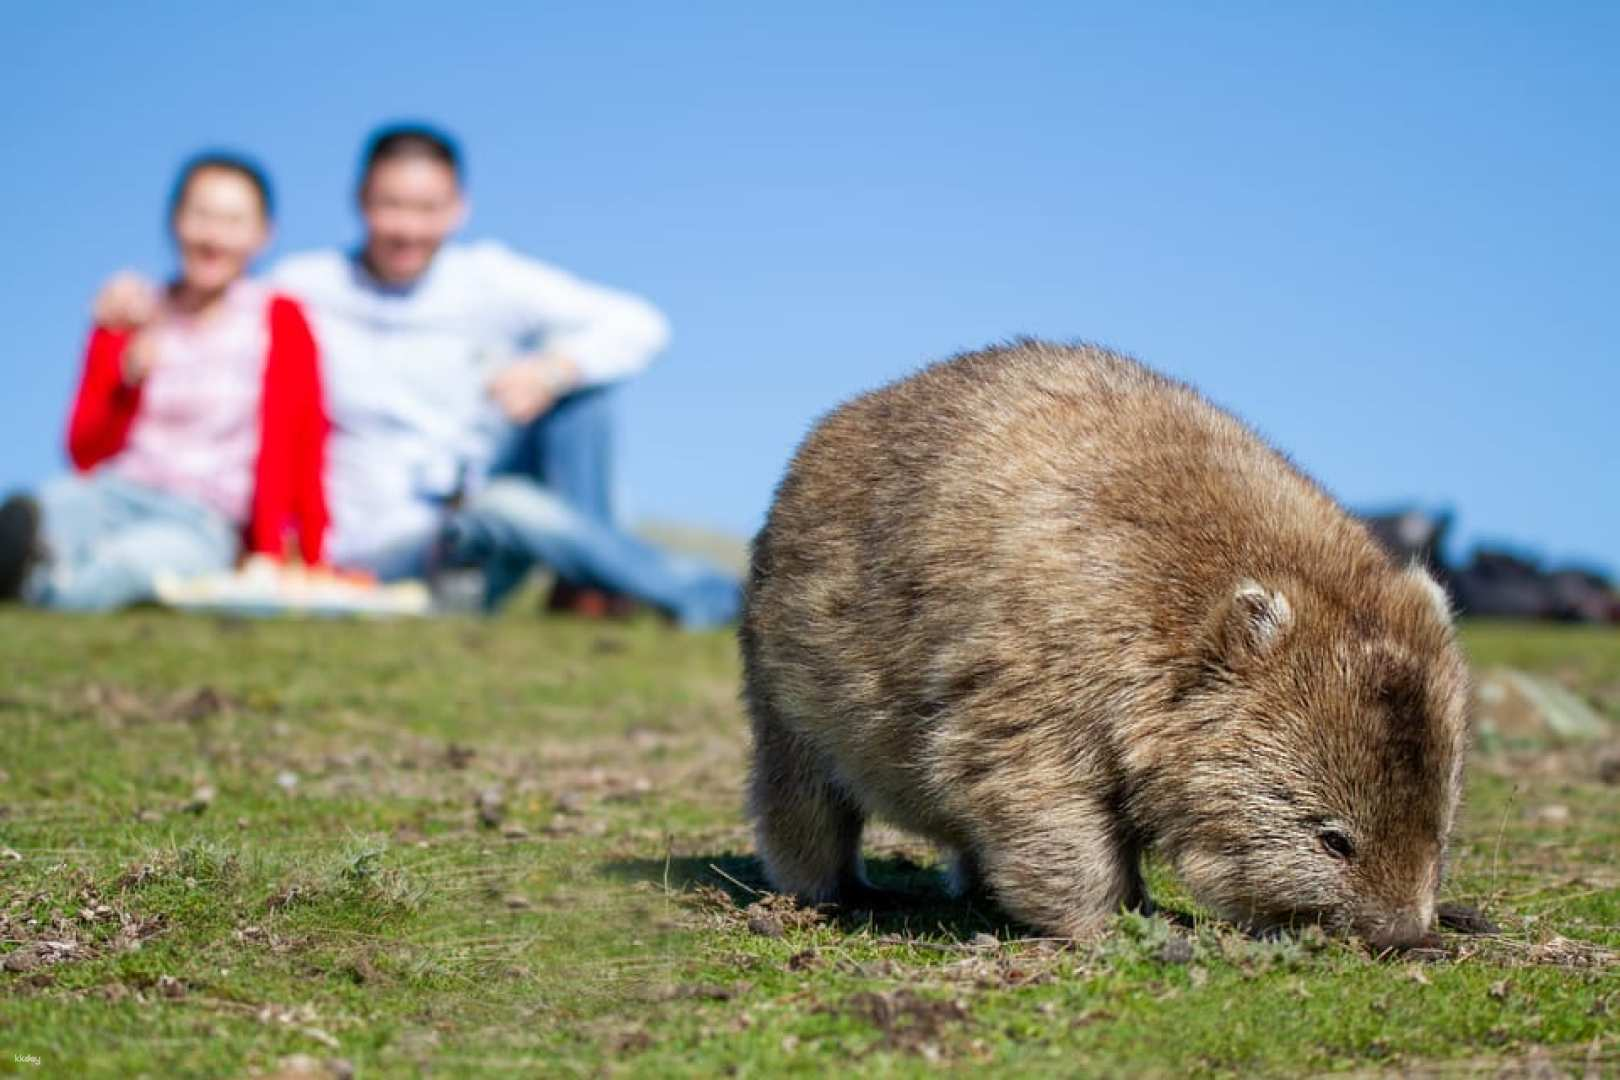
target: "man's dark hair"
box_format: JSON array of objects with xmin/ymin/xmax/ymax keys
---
[
  {"xmin": 360, "ymin": 123, "xmax": 462, "ymax": 185},
  {"xmin": 168, "ymin": 151, "xmax": 274, "ymax": 222}
]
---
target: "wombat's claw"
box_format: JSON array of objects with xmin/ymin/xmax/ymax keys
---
[{"xmin": 1436, "ymin": 901, "xmax": 1499, "ymax": 936}]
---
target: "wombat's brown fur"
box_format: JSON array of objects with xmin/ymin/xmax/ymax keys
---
[{"xmin": 741, "ymin": 341, "xmax": 1470, "ymax": 948}]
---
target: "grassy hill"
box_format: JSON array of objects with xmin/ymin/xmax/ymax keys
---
[
  {"xmin": 0, "ymin": 612, "xmax": 1616, "ymax": 1077},
  {"xmin": 636, "ymin": 520, "xmax": 750, "ymax": 578}
]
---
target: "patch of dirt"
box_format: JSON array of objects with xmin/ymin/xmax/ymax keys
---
[
  {"xmin": 683, "ymin": 886, "xmax": 828, "ymax": 935},
  {"xmin": 1333, "ymin": 1041, "xmax": 1617, "ymax": 1078},
  {"xmin": 1410, "ymin": 930, "xmax": 1618, "ymax": 972},
  {"xmin": 1596, "ymin": 742, "xmax": 1620, "ymax": 785},
  {"xmin": 68, "ymin": 682, "xmax": 241, "ymax": 726},
  {"xmin": 918, "ymin": 944, "xmax": 1072, "ymax": 990},
  {"xmin": 603, "ymin": 1026, "xmax": 654, "ymax": 1054},
  {"xmin": 251, "ymin": 1055, "xmax": 355, "ymax": 1080},
  {"xmin": 256, "ymin": 723, "xmax": 742, "ymax": 833},
  {"xmin": 746, "ymin": 911, "xmax": 785, "ymax": 938},
  {"xmin": 668, "ymin": 981, "xmax": 753, "ymax": 1001},
  {"xmin": 0, "ymin": 876, "xmax": 168, "ymax": 978},
  {"xmin": 1514, "ymin": 934, "xmax": 1618, "ymax": 969},
  {"xmin": 833, "ymin": 988, "xmax": 973, "ymax": 1059}
]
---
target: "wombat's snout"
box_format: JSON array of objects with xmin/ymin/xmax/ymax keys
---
[{"xmin": 1357, "ymin": 902, "xmax": 1435, "ymax": 952}]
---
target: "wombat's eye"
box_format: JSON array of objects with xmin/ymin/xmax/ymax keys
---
[{"xmin": 1318, "ymin": 830, "xmax": 1356, "ymax": 860}]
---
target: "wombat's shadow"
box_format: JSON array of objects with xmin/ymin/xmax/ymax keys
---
[
  {"xmin": 604, "ymin": 853, "xmax": 1497, "ymax": 949},
  {"xmin": 601, "ymin": 852, "xmax": 1195, "ymax": 940}
]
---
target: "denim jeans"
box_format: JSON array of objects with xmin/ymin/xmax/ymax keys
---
[
  {"xmin": 455, "ymin": 384, "xmax": 742, "ymax": 628},
  {"xmin": 448, "ymin": 476, "xmax": 741, "ymax": 629},
  {"xmin": 25, "ymin": 472, "xmax": 239, "ymax": 611},
  {"xmin": 487, "ymin": 382, "xmax": 623, "ymax": 526}
]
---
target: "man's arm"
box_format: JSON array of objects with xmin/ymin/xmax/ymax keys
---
[{"xmin": 478, "ymin": 243, "xmax": 671, "ymax": 389}]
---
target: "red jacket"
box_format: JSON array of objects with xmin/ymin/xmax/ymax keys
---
[{"xmin": 67, "ymin": 294, "xmax": 330, "ymax": 565}]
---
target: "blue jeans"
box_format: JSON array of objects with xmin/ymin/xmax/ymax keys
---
[
  {"xmin": 25, "ymin": 472, "xmax": 239, "ymax": 612},
  {"xmin": 455, "ymin": 385, "xmax": 742, "ymax": 628},
  {"xmin": 488, "ymin": 383, "xmax": 623, "ymax": 527},
  {"xmin": 449, "ymin": 477, "xmax": 741, "ymax": 629}
]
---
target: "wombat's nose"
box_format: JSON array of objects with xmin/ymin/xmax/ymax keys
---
[{"xmin": 1362, "ymin": 910, "xmax": 1430, "ymax": 952}]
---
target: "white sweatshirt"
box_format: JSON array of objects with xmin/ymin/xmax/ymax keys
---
[{"xmin": 272, "ymin": 241, "xmax": 669, "ymax": 568}]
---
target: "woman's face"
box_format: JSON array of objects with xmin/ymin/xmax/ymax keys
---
[{"xmin": 171, "ymin": 168, "xmax": 270, "ymax": 295}]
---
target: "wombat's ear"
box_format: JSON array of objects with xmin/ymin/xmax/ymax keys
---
[
  {"xmin": 1211, "ymin": 580, "xmax": 1294, "ymax": 668},
  {"xmin": 1405, "ymin": 563, "xmax": 1453, "ymax": 627}
]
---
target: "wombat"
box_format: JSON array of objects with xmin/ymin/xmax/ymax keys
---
[{"xmin": 741, "ymin": 341, "xmax": 1470, "ymax": 949}]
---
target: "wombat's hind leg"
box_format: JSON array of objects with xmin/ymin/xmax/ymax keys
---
[{"xmin": 748, "ymin": 710, "xmax": 873, "ymax": 907}]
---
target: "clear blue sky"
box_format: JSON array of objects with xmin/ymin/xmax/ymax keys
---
[{"xmin": 3, "ymin": 2, "xmax": 1615, "ymax": 571}]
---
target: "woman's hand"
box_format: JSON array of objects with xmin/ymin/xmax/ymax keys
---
[
  {"xmin": 95, "ymin": 272, "xmax": 165, "ymax": 385},
  {"xmin": 93, "ymin": 271, "xmax": 162, "ymax": 330},
  {"xmin": 121, "ymin": 328, "xmax": 161, "ymax": 386}
]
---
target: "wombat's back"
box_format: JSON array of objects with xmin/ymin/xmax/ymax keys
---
[{"xmin": 743, "ymin": 340, "xmax": 1388, "ymax": 740}]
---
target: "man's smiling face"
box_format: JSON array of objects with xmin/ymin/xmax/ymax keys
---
[{"xmin": 359, "ymin": 155, "xmax": 465, "ymax": 286}]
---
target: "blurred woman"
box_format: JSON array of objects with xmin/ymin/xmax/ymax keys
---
[{"xmin": 0, "ymin": 153, "xmax": 327, "ymax": 610}]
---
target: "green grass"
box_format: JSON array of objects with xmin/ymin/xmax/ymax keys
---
[{"xmin": 1, "ymin": 611, "xmax": 1616, "ymax": 1077}]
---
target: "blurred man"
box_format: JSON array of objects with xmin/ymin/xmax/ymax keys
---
[{"xmin": 96, "ymin": 124, "xmax": 739, "ymax": 627}]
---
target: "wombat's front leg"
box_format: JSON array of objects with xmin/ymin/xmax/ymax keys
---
[
  {"xmin": 747, "ymin": 705, "xmax": 873, "ymax": 906},
  {"xmin": 973, "ymin": 800, "xmax": 1146, "ymax": 940}
]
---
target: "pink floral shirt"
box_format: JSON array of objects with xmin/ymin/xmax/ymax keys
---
[{"xmin": 110, "ymin": 280, "xmax": 269, "ymax": 525}]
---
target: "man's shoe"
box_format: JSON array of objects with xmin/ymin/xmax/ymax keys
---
[
  {"xmin": 0, "ymin": 493, "xmax": 43, "ymax": 602},
  {"xmin": 545, "ymin": 580, "xmax": 641, "ymax": 620}
]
